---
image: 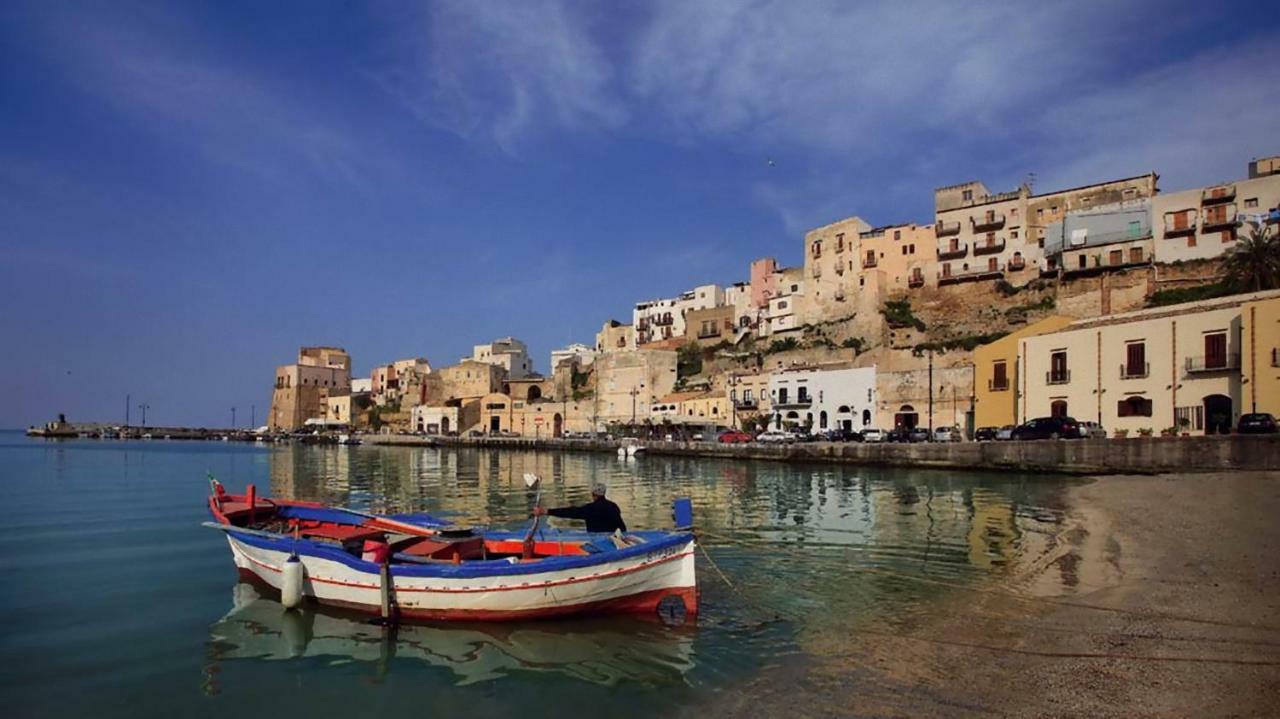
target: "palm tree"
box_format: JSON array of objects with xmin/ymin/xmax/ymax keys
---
[{"xmin": 1221, "ymin": 222, "xmax": 1280, "ymax": 293}]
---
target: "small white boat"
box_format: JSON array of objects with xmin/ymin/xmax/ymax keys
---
[{"xmin": 617, "ymin": 438, "xmax": 646, "ymax": 457}]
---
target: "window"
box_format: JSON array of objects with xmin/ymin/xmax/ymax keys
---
[
  {"xmin": 991, "ymin": 361, "xmax": 1008, "ymax": 390},
  {"xmin": 1050, "ymin": 400, "xmax": 1068, "ymax": 418},
  {"xmin": 1175, "ymin": 405, "xmax": 1204, "ymax": 431},
  {"xmin": 1221, "ymin": 229, "xmax": 1236, "ymax": 243},
  {"xmin": 778, "ymin": 300, "xmax": 787, "ymax": 310},
  {"xmin": 1188, "ymin": 234, "xmax": 1197, "ymax": 248},
  {"xmin": 1245, "ymin": 198, "xmax": 1258, "ymax": 209},
  {"xmin": 1037, "ymin": 208, "xmax": 1044, "ymax": 220},
  {"xmin": 1129, "ymin": 247, "xmax": 1143, "ymax": 264},
  {"xmin": 962, "ymin": 189, "xmax": 973, "ymax": 201},
  {"xmin": 894, "ymin": 230, "xmax": 901, "ymax": 240},
  {"xmin": 1078, "ymin": 255, "xmax": 1087, "ymax": 269},
  {"xmin": 1110, "ymin": 249, "xmax": 1123, "ymax": 266},
  {"xmin": 942, "ymin": 263, "xmax": 951, "ymax": 277},
  {"xmin": 778, "ymin": 388, "xmax": 788, "ymax": 404},
  {"xmin": 798, "ymin": 387, "xmax": 810, "ymax": 402},
  {"xmin": 1205, "ymin": 332, "xmax": 1227, "ymax": 369},
  {"xmin": 908, "ymin": 244, "xmax": 915, "ymax": 253},
  {"xmin": 811, "ymin": 241, "xmax": 821, "ymax": 257},
  {"xmin": 791, "ymin": 284, "xmax": 798, "ymax": 292},
  {"xmin": 836, "ymin": 233, "xmax": 845, "ymax": 251},
  {"xmin": 743, "ymin": 389, "xmax": 753, "ymax": 403},
  {"xmin": 988, "ymin": 257, "xmax": 998, "ymax": 271},
  {"xmin": 1049, "ymin": 350, "xmax": 1069, "ymax": 383},
  {"xmin": 1117, "ymin": 396, "xmax": 1153, "ymax": 417},
  {"xmin": 1128, "ymin": 220, "xmax": 1142, "ymax": 237},
  {"xmin": 1011, "ymin": 230, "xmax": 1018, "ymax": 239}
]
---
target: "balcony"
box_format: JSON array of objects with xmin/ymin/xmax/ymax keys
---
[
  {"xmin": 936, "ymin": 220, "xmax": 961, "ymax": 236},
  {"xmin": 1201, "ymin": 206, "xmax": 1238, "ymax": 231},
  {"xmin": 733, "ymin": 399, "xmax": 759, "ymax": 410},
  {"xmin": 1046, "ymin": 369, "xmax": 1071, "ymax": 385},
  {"xmin": 1007, "ymin": 257, "xmax": 1026, "ymax": 271},
  {"xmin": 937, "ymin": 243, "xmax": 968, "ymax": 260},
  {"xmin": 988, "ymin": 378, "xmax": 1009, "ymax": 392},
  {"xmin": 1201, "ymin": 184, "xmax": 1236, "ymax": 204},
  {"xmin": 1185, "ymin": 354, "xmax": 1241, "ymax": 373},
  {"xmin": 1119, "ymin": 362, "xmax": 1149, "ymax": 380},
  {"xmin": 938, "ymin": 265, "xmax": 1004, "ymax": 286},
  {"xmin": 973, "ymin": 238, "xmax": 1006, "ymax": 256},
  {"xmin": 971, "ymin": 213, "xmax": 1006, "ymax": 231},
  {"xmin": 908, "ymin": 275, "xmax": 926, "ymax": 288},
  {"xmin": 697, "ymin": 329, "xmax": 723, "ymax": 340},
  {"xmin": 1163, "ymin": 213, "xmax": 1197, "ymax": 237}
]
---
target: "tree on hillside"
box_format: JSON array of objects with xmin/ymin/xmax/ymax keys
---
[
  {"xmin": 1222, "ymin": 222, "xmax": 1280, "ymax": 293},
  {"xmin": 677, "ymin": 341, "xmax": 703, "ymax": 378}
]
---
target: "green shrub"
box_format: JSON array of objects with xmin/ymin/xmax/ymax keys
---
[
  {"xmin": 1146, "ymin": 282, "xmax": 1230, "ymax": 308},
  {"xmin": 881, "ymin": 300, "xmax": 926, "ymax": 331}
]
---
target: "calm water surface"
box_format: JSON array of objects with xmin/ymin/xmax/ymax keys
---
[{"xmin": 0, "ymin": 433, "xmax": 1080, "ymax": 717}]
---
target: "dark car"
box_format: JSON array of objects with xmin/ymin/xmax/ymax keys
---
[
  {"xmin": 907, "ymin": 427, "xmax": 931, "ymax": 443},
  {"xmin": 886, "ymin": 427, "xmax": 911, "ymax": 443},
  {"xmin": 819, "ymin": 428, "xmax": 862, "ymax": 442},
  {"xmin": 1237, "ymin": 413, "xmax": 1279, "ymax": 434},
  {"xmin": 1012, "ymin": 416, "xmax": 1082, "ymax": 440},
  {"xmin": 974, "ymin": 426, "xmax": 999, "ymax": 442}
]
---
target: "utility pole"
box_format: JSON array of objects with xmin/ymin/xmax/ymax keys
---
[
  {"xmin": 231, "ymin": 406, "xmax": 237, "ymax": 428},
  {"xmin": 139, "ymin": 403, "xmax": 150, "ymax": 427},
  {"xmin": 927, "ymin": 351, "xmax": 934, "ymax": 434},
  {"xmin": 125, "ymin": 394, "xmax": 130, "ymax": 427},
  {"xmin": 251, "ymin": 405, "xmax": 256, "ymax": 428}
]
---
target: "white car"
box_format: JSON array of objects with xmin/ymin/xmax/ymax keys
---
[
  {"xmin": 1078, "ymin": 421, "xmax": 1107, "ymax": 439},
  {"xmin": 995, "ymin": 425, "xmax": 1015, "ymax": 441},
  {"xmin": 756, "ymin": 429, "xmax": 794, "ymax": 444},
  {"xmin": 933, "ymin": 426, "xmax": 962, "ymax": 442},
  {"xmin": 861, "ymin": 428, "xmax": 885, "ymax": 443}
]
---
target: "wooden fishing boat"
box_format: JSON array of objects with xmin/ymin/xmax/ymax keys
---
[{"xmin": 204, "ymin": 480, "xmax": 697, "ymax": 622}]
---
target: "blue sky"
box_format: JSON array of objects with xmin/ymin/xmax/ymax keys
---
[{"xmin": 2, "ymin": 0, "xmax": 1277, "ymax": 428}]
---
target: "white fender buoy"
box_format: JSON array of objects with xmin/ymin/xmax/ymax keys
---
[{"xmin": 281, "ymin": 555, "xmax": 305, "ymax": 610}]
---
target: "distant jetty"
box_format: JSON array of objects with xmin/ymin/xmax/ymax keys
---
[{"xmin": 25, "ymin": 414, "xmax": 265, "ymax": 442}]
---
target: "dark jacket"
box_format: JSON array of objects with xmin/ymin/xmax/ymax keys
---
[{"xmin": 547, "ymin": 496, "xmax": 627, "ymax": 533}]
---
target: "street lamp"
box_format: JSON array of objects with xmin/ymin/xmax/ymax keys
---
[
  {"xmin": 231, "ymin": 406, "xmax": 237, "ymax": 428},
  {"xmin": 138, "ymin": 403, "xmax": 150, "ymax": 427}
]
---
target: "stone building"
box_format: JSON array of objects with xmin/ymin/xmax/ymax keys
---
[
  {"xmin": 1045, "ymin": 199, "xmax": 1153, "ymax": 280},
  {"xmin": 684, "ymin": 304, "xmax": 737, "ymax": 347},
  {"xmin": 1151, "ymin": 156, "xmax": 1280, "ymax": 265},
  {"xmin": 268, "ymin": 346, "xmax": 352, "ymax": 430},
  {"xmin": 933, "ymin": 173, "xmax": 1157, "ymax": 287},
  {"xmin": 370, "ymin": 357, "xmax": 430, "ymax": 406},
  {"xmin": 478, "ymin": 392, "xmax": 595, "ymax": 437},
  {"xmin": 1018, "ymin": 290, "xmax": 1280, "ymax": 434},
  {"xmin": 549, "ymin": 343, "xmax": 596, "ymax": 372},
  {"xmin": 651, "ymin": 390, "xmax": 730, "ymax": 426},
  {"xmin": 874, "ymin": 365, "xmax": 974, "ymax": 434},
  {"xmin": 591, "ymin": 348, "xmax": 679, "ymax": 426},
  {"xmin": 801, "ymin": 216, "xmax": 870, "ymax": 325},
  {"xmin": 633, "ymin": 284, "xmax": 725, "ymax": 345}
]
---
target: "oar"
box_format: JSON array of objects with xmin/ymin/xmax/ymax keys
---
[{"xmin": 522, "ymin": 473, "xmax": 541, "ymax": 558}]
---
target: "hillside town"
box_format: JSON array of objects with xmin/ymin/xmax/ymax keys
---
[{"xmin": 268, "ymin": 154, "xmax": 1280, "ymax": 441}]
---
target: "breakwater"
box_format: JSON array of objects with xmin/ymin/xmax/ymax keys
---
[{"xmin": 364, "ymin": 434, "xmax": 1280, "ymax": 475}]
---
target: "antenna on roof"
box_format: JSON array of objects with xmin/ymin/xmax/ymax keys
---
[{"xmin": 1023, "ymin": 172, "xmax": 1036, "ymax": 193}]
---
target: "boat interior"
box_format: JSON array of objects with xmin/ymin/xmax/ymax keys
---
[{"xmin": 210, "ymin": 483, "xmax": 643, "ymax": 565}]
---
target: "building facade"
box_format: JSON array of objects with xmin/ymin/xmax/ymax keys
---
[
  {"xmin": 1151, "ymin": 158, "xmax": 1280, "ymax": 264},
  {"xmin": 595, "ymin": 320, "xmax": 635, "ymax": 353},
  {"xmin": 1019, "ymin": 290, "xmax": 1280, "ymax": 434},
  {"xmin": 768, "ymin": 365, "xmax": 877, "ymax": 432},
  {"xmin": 470, "ymin": 338, "xmax": 533, "ymax": 379},
  {"xmin": 973, "ymin": 316, "xmax": 1076, "ymax": 430},
  {"xmin": 726, "ymin": 371, "xmax": 772, "ymax": 428},
  {"xmin": 268, "ymin": 346, "xmax": 352, "ymax": 430},
  {"xmin": 549, "ymin": 343, "xmax": 596, "ymax": 372},
  {"xmin": 684, "ymin": 304, "xmax": 737, "ymax": 347},
  {"xmin": 1044, "ymin": 199, "xmax": 1153, "ymax": 279},
  {"xmin": 591, "ymin": 348, "xmax": 679, "ymax": 425}
]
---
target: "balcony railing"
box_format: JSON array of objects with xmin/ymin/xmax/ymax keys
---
[
  {"xmin": 733, "ymin": 399, "xmax": 758, "ymax": 410},
  {"xmin": 1120, "ymin": 362, "xmax": 1149, "ymax": 380},
  {"xmin": 1163, "ymin": 214, "xmax": 1197, "ymax": 236},
  {"xmin": 971, "ymin": 213, "xmax": 1006, "ymax": 231},
  {"xmin": 988, "ymin": 378, "xmax": 1009, "ymax": 392},
  {"xmin": 973, "ymin": 238, "xmax": 1006, "ymax": 256},
  {"xmin": 937, "ymin": 243, "xmax": 968, "ymax": 260},
  {"xmin": 936, "ymin": 220, "xmax": 961, "ymax": 236},
  {"xmin": 1201, "ymin": 206, "xmax": 1238, "ymax": 231},
  {"xmin": 908, "ymin": 275, "xmax": 925, "ymax": 288},
  {"xmin": 1201, "ymin": 184, "xmax": 1236, "ymax": 204},
  {"xmin": 1185, "ymin": 354, "xmax": 1241, "ymax": 373},
  {"xmin": 774, "ymin": 396, "xmax": 813, "ymax": 409},
  {"xmin": 1046, "ymin": 369, "xmax": 1071, "ymax": 385},
  {"xmin": 938, "ymin": 265, "xmax": 1004, "ymax": 286}
]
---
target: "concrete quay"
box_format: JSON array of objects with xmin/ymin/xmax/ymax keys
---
[{"xmin": 362, "ymin": 433, "xmax": 1280, "ymax": 475}]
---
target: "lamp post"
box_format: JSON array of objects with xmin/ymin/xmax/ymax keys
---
[
  {"xmin": 138, "ymin": 403, "xmax": 150, "ymax": 427},
  {"xmin": 231, "ymin": 406, "xmax": 237, "ymax": 429}
]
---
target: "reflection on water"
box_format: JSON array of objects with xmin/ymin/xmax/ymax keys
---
[
  {"xmin": 207, "ymin": 583, "xmax": 696, "ymax": 688},
  {"xmin": 0, "ymin": 435, "xmax": 1083, "ymax": 719}
]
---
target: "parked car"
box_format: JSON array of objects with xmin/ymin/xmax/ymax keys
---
[
  {"xmin": 467, "ymin": 430, "xmax": 485, "ymax": 437},
  {"xmin": 886, "ymin": 427, "xmax": 911, "ymax": 443},
  {"xmin": 1237, "ymin": 413, "xmax": 1279, "ymax": 434},
  {"xmin": 757, "ymin": 429, "xmax": 794, "ymax": 444},
  {"xmin": 861, "ymin": 428, "xmax": 885, "ymax": 443},
  {"xmin": 718, "ymin": 430, "xmax": 753, "ymax": 444},
  {"xmin": 974, "ymin": 426, "xmax": 999, "ymax": 442},
  {"xmin": 933, "ymin": 426, "xmax": 962, "ymax": 442},
  {"xmin": 1012, "ymin": 416, "xmax": 1082, "ymax": 440},
  {"xmin": 995, "ymin": 425, "xmax": 1015, "ymax": 441},
  {"xmin": 790, "ymin": 429, "xmax": 819, "ymax": 443},
  {"xmin": 907, "ymin": 427, "xmax": 931, "ymax": 443},
  {"xmin": 816, "ymin": 428, "xmax": 861, "ymax": 442},
  {"xmin": 1078, "ymin": 421, "xmax": 1107, "ymax": 439}
]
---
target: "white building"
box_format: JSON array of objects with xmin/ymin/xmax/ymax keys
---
[
  {"xmin": 350, "ymin": 378, "xmax": 372, "ymax": 394},
  {"xmin": 768, "ymin": 365, "xmax": 877, "ymax": 432},
  {"xmin": 549, "ymin": 343, "xmax": 596, "ymax": 372},
  {"xmin": 763, "ymin": 279, "xmax": 804, "ymax": 336},
  {"xmin": 633, "ymin": 283, "xmax": 725, "ymax": 345},
  {"xmin": 469, "ymin": 337, "xmax": 533, "ymax": 379},
  {"xmin": 411, "ymin": 404, "xmax": 459, "ymax": 435}
]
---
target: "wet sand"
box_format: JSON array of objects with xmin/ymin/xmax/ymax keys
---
[{"xmin": 704, "ymin": 471, "xmax": 1280, "ymax": 717}]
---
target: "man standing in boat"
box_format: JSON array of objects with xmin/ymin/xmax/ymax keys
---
[{"xmin": 534, "ymin": 483, "xmax": 627, "ymax": 533}]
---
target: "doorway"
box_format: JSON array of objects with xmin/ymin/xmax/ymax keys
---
[{"xmin": 1203, "ymin": 394, "xmax": 1232, "ymax": 435}]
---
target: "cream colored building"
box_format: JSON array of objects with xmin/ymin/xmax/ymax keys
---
[
  {"xmin": 549, "ymin": 343, "xmax": 595, "ymax": 372},
  {"xmin": 803, "ymin": 216, "xmax": 871, "ymax": 324},
  {"xmin": 934, "ymin": 173, "xmax": 1157, "ymax": 286},
  {"xmin": 1151, "ymin": 157, "xmax": 1280, "ymax": 264},
  {"xmin": 268, "ymin": 346, "xmax": 352, "ymax": 430},
  {"xmin": 973, "ymin": 316, "xmax": 1077, "ymax": 430},
  {"xmin": 434, "ymin": 360, "xmax": 506, "ymax": 403},
  {"xmin": 411, "ymin": 403, "xmax": 462, "ymax": 435},
  {"xmin": 1242, "ymin": 295, "xmax": 1280, "ymax": 417},
  {"xmin": 371, "ymin": 357, "xmax": 430, "ymax": 405},
  {"xmin": 469, "ymin": 337, "xmax": 533, "ymax": 379},
  {"xmin": 595, "ymin": 320, "xmax": 635, "ymax": 353},
  {"xmin": 726, "ymin": 371, "xmax": 772, "ymax": 428},
  {"xmin": 685, "ymin": 304, "xmax": 737, "ymax": 347},
  {"xmin": 633, "ymin": 284, "xmax": 725, "ymax": 345},
  {"xmin": 762, "ymin": 267, "xmax": 805, "ymax": 336},
  {"xmin": 1019, "ymin": 290, "xmax": 1280, "ymax": 434},
  {"xmin": 652, "ymin": 391, "xmax": 730, "ymax": 426},
  {"xmin": 478, "ymin": 392, "xmax": 595, "ymax": 437}
]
